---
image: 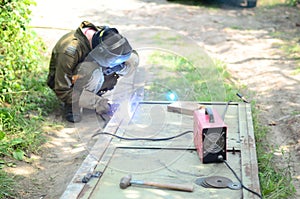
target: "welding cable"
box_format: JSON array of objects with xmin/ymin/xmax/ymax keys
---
[
  {"xmin": 92, "ymin": 130, "xmax": 193, "ymax": 141},
  {"xmin": 236, "ymin": 93, "xmax": 250, "ymax": 103},
  {"xmin": 222, "ymin": 93, "xmax": 250, "ymax": 121},
  {"xmin": 221, "ymin": 100, "xmax": 232, "ymax": 121},
  {"xmin": 218, "ymin": 156, "xmax": 262, "ymax": 199},
  {"xmin": 220, "ymin": 99, "xmax": 261, "ymax": 198}
]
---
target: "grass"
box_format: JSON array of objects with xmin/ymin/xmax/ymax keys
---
[
  {"xmin": 144, "ymin": 51, "xmax": 238, "ymax": 101},
  {"xmin": 270, "ymin": 36, "xmax": 300, "ymax": 75},
  {"xmin": 1, "ymin": 46, "xmax": 295, "ymax": 199},
  {"xmin": 0, "ymin": 68, "xmax": 59, "ymax": 156},
  {"xmin": 0, "ymin": 65, "xmax": 60, "ymax": 198},
  {"xmin": 0, "ymin": 170, "xmax": 15, "ymax": 198},
  {"xmin": 258, "ymin": 0, "xmax": 287, "ymax": 6},
  {"xmin": 252, "ymin": 105, "xmax": 296, "ymax": 198},
  {"xmin": 258, "ymin": 0, "xmax": 299, "ymax": 6},
  {"xmin": 282, "ymin": 43, "xmax": 300, "ymax": 75}
]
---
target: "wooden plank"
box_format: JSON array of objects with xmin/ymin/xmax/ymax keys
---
[
  {"xmin": 239, "ymin": 103, "xmax": 261, "ymax": 199},
  {"xmin": 245, "ymin": 103, "xmax": 261, "ymax": 198},
  {"xmin": 60, "ymin": 113, "xmax": 122, "ymax": 199},
  {"xmin": 78, "ymin": 145, "xmax": 117, "ymax": 199},
  {"xmin": 167, "ymin": 101, "xmax": 203, "ymax": 115}
]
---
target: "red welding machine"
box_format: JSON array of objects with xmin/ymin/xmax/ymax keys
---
[{"xmin": 193, "ymin": 107, "xmax": 227, "ymax": 163}]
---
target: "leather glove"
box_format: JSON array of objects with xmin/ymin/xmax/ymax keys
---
[
  {"xmin": 95, "ymin": 98, "xmax": 110, "ymax": 115},
  {"xmin": 79, "ymin": 90, "xmax": 110, "ymax": 114},
  {"xmin": 97, "ymin": 103, "xmax": 119, "ymax": 123}
]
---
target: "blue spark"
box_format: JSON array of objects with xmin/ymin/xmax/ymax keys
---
[{"xmin": 166, "ymin": 91, "xmax": 178, "ymax": 101}]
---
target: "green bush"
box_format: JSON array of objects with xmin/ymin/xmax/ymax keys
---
[
  {"xmin": 0, "ymin": 1, "xmax": 60, "ymax": 197},
  {"xmin": 0, "ymin": 0, "xmax": 57, "ymax": 160},
  {"xmin": 0, "ymin": 0, "xmax": 43, "ymax": 99},
  {"xmin": 286, "ymin": 0, "xmax": 300, "ymax": 6}
]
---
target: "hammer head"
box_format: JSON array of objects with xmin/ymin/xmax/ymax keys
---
[{"xmin": 120, "ymin": 174, "xmax": 132, "ymax": 189}]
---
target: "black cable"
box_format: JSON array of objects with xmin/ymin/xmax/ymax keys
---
[
  {"xmin": 221, "ymin": 100, "xmax": 232, "ymax": 121},
  {"xmin": 219, "ymin": 156, "xmax": 262, "ymax": 199},
  {"xmin": 92, "ymin": 130, "xmax": 193, "ymax": 141},
  {"xmin": 236, "ymin": 92, "xmax": 250, "ymax": 103},
  {"xmin": 229, "ymin": 94, "xmax": 261, "ymax": 198}
]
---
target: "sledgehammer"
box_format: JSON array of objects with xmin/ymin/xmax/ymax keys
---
[{"xmin": 119, "ymin": 174, "xmax": 194, "ymax": 192}]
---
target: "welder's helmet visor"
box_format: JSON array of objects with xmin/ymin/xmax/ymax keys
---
[{"xmin": 89, "ymin": 29, "xmax": 132, "ymax": 68}]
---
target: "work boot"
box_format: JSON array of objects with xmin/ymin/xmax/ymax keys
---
[{"xmin": 64, "ymin": 103, "xmax": 82, "ymax": 123}]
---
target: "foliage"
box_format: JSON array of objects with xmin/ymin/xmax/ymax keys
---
[
  {"xmin": 0, "ymin": 0, "xmax": 58, "ymax": 161},
  {"xmin": 1, "ymin": 0, "xmax": 41, "ymax": 99},
  {"xmin": 286, "ymin": 0, "xmax": 300, "ymax": 6},
  {"xmin": 0, "ymin": 0, "xmax": 60, "ymax": 196}
]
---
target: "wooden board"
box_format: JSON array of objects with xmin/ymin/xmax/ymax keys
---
[{"xmin": 167, "ymin": 101, "xmax": 203, "ymax": 115}]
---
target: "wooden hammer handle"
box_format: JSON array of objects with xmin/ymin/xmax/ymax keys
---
[{"xmin": 131, "ymin": 180, "xmax": 194, "ymax": 192}]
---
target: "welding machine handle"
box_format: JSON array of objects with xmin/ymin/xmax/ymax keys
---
[{"xmin": 205, "ymin": 107, "xmax": 215, "ymax": 123}]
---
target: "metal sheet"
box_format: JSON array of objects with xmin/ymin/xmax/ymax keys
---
[
  {"xmin": 62, "ymin": 102, "xmax": 261, "ymax": 199},
  {"xmin": 88, "ymin": 148, "xmax": 242, "ymax": 199}
]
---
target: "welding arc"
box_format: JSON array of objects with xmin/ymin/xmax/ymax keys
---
[{"xmin": 92, "ymin": 130, "xmax": 193, "ymax": 141}]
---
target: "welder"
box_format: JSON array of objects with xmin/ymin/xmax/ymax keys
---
[{"xmin": 47, "ymin": 21, "xmax": 139, "ymax": 123}]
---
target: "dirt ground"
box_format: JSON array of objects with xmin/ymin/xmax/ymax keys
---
[{"xmin": 3, "ymin": 0, "xmax": 300, "ymax": 198}]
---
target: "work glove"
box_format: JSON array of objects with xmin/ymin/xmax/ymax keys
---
[
  {"xmin": 78, "ymin": 90, "xmax": 119, "ymax": 123},
  {"xmin": 98, "ymin": 103, "xmax": 119, "ymax": 123},
  {"xmin": 79, "ymin": 90, "xmax": 110, "ymax": 114},
  {"xmin": 95, "ymin": 98, "xmax": 110, "ymax": 115}
]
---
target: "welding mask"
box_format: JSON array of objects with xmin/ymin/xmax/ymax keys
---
[
  {"xmin": 89, "ymin": 27, "xmax": 132, "ymax": 68},
  {"xmin": 102, "ymin": 50, "xmax": 139, "ymax": 77}
]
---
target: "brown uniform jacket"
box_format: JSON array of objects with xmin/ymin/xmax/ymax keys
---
[{"xmin": 47, "ymin": 21, "xmax": 105, "ymax": 104}]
